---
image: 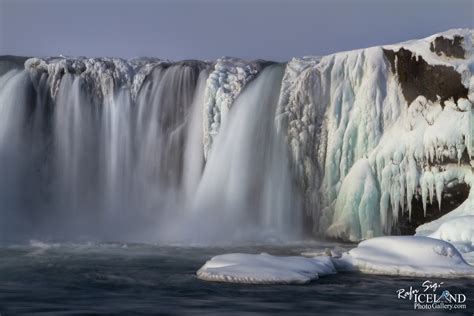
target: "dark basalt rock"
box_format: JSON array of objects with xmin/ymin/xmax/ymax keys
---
[
  {"xmin": 383, "ymin": 48, "xmax": 468, "ymax": 106},
  {"xmin": 430, "ymin": 35, "xmax": 465, "ymax": 59}
]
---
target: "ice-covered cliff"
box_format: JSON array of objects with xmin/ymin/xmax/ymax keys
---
[
  {"xmin": 0, "ymin": 28, "xmax": 472, "ymax": 243},
  {"xmin": 277, "ymin": 28, "xmax": 473, "ymax": 241}
]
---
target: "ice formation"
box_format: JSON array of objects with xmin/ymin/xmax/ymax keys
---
[
  {"xmin": 0, "ymin": 28, "xmax": 472, "ymax": 243},
  {"xmin": 326, "ymin": 159, "xmax": 381, "ymax": 241},
  {"xmin": 277, "ymin": 28, "xmax": 473, "ymax": 240},
  {"xmin": 202, "ymin": 57, "xmax": 263, "ymax": 158},
  {"xmin": 197, "ymin": 253, "xmax": 336, "ymax": 284},
  {"xmin": 416, "ymin": 169, "xmax": 474, "ymax": 237}
]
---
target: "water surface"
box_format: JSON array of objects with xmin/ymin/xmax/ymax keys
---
[{"xmin": 0, "ymin": 241, "xmax": 472, "ymax": 315}]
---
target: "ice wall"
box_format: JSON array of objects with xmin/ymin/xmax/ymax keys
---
[{"xmin": 278, "ymin": 28, "xmax": 474, "ymax": 241}]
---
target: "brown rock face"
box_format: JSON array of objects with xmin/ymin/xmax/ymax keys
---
[
  {"xmin": 430, "ymin": 35, "xmax": 465, "ymax": 59},
  {"xmin": 383, "ymin": 48, "xmax": 468, "ymax": 106}
]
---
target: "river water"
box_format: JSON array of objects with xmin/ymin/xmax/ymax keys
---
[{"xmin": 0, "ymin": 241, "xmax": 472, "ymax": 315}]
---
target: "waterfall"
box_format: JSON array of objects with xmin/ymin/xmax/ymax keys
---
[
  {"xmin": 181, "ymin": 65, "xmax": 302, "ymax": 242},
  {"xmin": 1, "ymin": 29, "xmax": 471, "ymax": 244},
  {"xmin": 0, "ymin": 61, "xmax": 302, "ymax": 243}
]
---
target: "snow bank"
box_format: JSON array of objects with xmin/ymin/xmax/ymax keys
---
[
  {"xmin": 429, "ymin": 216, "xmax": 474, "ymax": 245},
  {"xmin": 342, "ymin": 236, "xmax": 474, "ymax": 278},
  {"xmin": 419, "ymin": 206, "xmax": 474, "ymax": 262},
  {"xmin": 197, "ymin": 253, "xmax": 336, "ymax": 284}
]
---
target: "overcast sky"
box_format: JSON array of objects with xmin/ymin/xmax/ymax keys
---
[{"xmin": 0, "ymin": 0, "xmax": 472, "ymax": 61}]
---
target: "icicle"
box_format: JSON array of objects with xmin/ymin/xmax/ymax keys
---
[
  {"xmin": 420, "ymin": 172, "xmax": 428, "ymax": 217},
  {"xmin": 405, "ymin": 156, "xmax": 417, "ymax": 222},
  {"xmin": 456, "ymin": 142, "xmax": 464, "ymax": 165},
  {"xmin": 391, "ymin": 164, "xmax": 401, "ymax": 224},
  {"xmin": 380, "ymin": 192, "xmax": 390, "ymax": 234},
  {"xmin": 434, "ymin": 170, "xmax": 444, "ymax": 211},
  {"xmin": 398, "ymin": 157, "xmax": 406, "ymax": 214},
  {"xmin": 425, "ymin": 170, "xmax": 435, "ymax": 206}
]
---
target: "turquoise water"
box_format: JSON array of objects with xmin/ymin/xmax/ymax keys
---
[{"xmin": 0, "ymin": 242, "xmax": 472, "ymax": 315}]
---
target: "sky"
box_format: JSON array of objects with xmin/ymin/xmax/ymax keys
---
[{"xmin": 0, "ymin": 0, "xmax": 472, "ymax": 61}]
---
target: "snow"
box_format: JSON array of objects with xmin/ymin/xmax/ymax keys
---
[
  {"xmin": 198, "ymin": 236, "xmax": 474, "ymax": 284},
  {"xmin": 197, "ymin": 253, "xmax": 336, "ymax": 284},
  {"xmin": 383, "ymin": 28, "xmax": 473, "ymax": 75},
  {"xmin": 340, "ymin": 236, "xmax": 474, "ymax": 278},
  {"xmin": 428, "ymin": 216, "xmax": 474, "ymax": 264},
  {"xmin": 428, "ymin": 216, "xmax": 474, "ymax": 246}
]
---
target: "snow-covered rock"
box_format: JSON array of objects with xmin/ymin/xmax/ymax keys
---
[
  {"xmin": 340, "ymin": 236, "xmax": 474, "ymax": 278},
  {"xmin": 23, "ymin": 56, "xmax": 212, "ymax": 103},
  {"xmin": 25, "ymin": 56, "xmax": 135, "ymax": 102},
  {"xmin": 197, "ymin": 253, "xmax": 336, "ymax": 284}
]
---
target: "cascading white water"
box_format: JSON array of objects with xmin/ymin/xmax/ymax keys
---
[
  {"xmin": 47, "ymin": 63, "xmax": 207, "ymax": 239},
  {"xmin": 182, "ymin": 70, "xmax": 209, "ymax": 203},
  {"xmin": 179, "ymin": 65, "xmax": 302, "ymax": 242},
  {"xmin": 0, "ymin": 61, "xmax": 302, "ymax": 243}
]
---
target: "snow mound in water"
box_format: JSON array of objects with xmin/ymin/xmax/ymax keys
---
[
  {"xmin": 197, "ymin": 253, "xmax": 336, "ymax": 284},
  {"xmin": 198, "ymin": 237, "xmax": 474, "ymax": 284},
  {"xmin": 344, "ymin": 236, "xmax": 474, "ymax": 278}
]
